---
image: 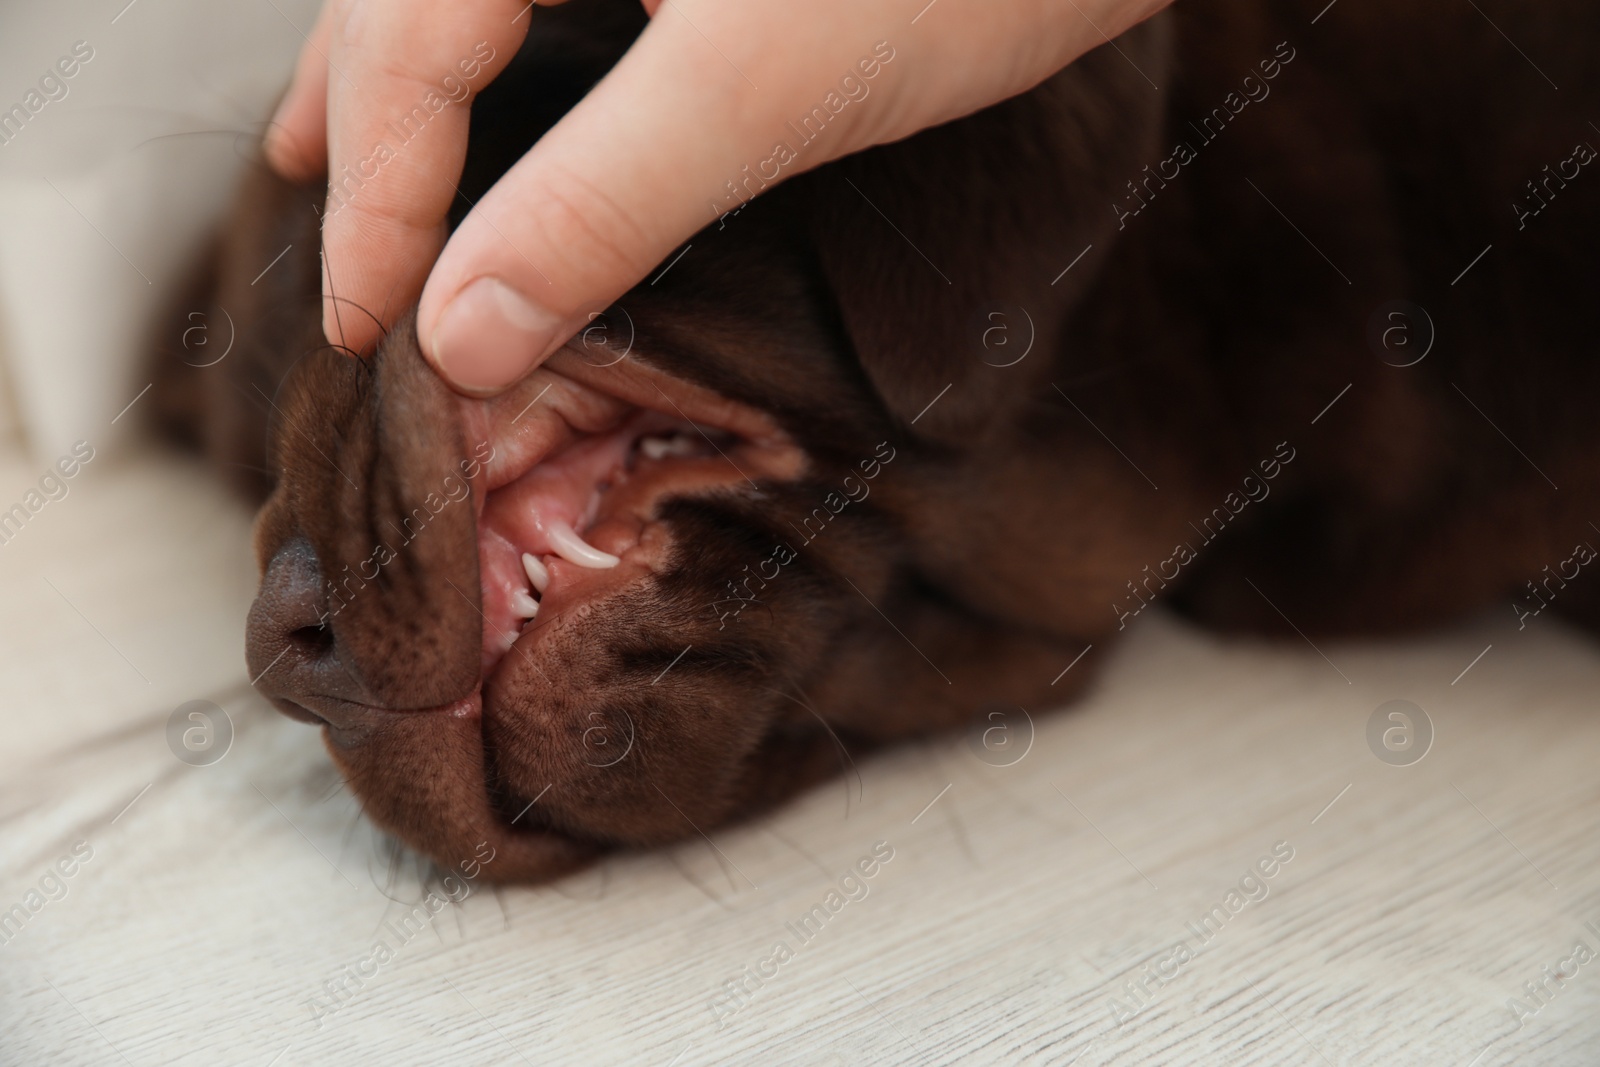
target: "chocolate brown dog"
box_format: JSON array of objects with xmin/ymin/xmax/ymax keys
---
[{"xmin": 152, "ymin": 0, "xmax": 1600, "ymax": 882}]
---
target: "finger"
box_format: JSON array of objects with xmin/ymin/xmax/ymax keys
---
[
  {"xmin": 418, "ymin": 2, "xmax": 869, "ymax": 395},
  {"xmin": 317, "ymin": 0, "xmax": 532, "ymax": 354},
  {"xmin": 263, "ymin": 2, "xmax": 337, "ymax": 181}
]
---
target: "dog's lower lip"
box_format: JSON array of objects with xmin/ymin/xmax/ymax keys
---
[
  {"xmin": 274, "ymin": 699, "xmax": 328, "ymax": 726},
  {"xmin": 386, "ymin": 691, "xmax": 482, "ymax": 718},
  {"xmin": 298, "ymin": 691, "xmax": 483, "ymax": 719},
  {"xmin": 423, "ymin": 693, "xmax": 482, "ymax": 717}
]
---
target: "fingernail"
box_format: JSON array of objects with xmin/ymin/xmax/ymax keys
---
[{"xmin": 428, "ymin": 277, "xmax": 563, "ymax": 395}]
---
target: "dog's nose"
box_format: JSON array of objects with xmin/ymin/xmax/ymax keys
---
[{"xmin": 246, "ymin": 538, "xmax": 378, "ymax": 726}]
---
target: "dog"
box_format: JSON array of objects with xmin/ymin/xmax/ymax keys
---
[{"xmin": 150, "ymin": 0, "xmax": 1600, "ymax": 882}]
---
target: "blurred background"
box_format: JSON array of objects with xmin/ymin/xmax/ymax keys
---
[{"xmin": 0, "ymin": 0, "xmax": 318, "ymax": 457}]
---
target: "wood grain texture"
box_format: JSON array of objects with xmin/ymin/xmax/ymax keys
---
[{"xmin": 2, "ymin": 446, "xmax": 1599, "ymax": 1066}]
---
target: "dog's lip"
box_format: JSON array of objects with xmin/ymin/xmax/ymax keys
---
[
  {"xmin": 399, "ymin": 691, "xmax": 482, "ymax": 716},
  {"xmin": 456, "ymin": 346, "xmax": 796, "ymax": 495},
  {"xmin": 294, "ymin": 689, "xmax": 484, "ymax": 725}
]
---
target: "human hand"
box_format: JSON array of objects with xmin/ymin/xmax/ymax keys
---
[{"xmin": 265, "ymin": 0, "xmax": 1171, "ymax": 395}]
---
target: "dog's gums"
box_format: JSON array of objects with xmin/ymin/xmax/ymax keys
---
[{"xmin": 461, "ymin": 353, "xmax": 806, "ymax": 679}]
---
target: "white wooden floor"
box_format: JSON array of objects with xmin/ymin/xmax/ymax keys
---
[{"xmin": 3, "ymin": 444, "xmax": 1599, "ymax": 1066}]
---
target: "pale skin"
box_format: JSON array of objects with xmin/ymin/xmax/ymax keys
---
[{"xmin": 266, "ymin": 0, "xmax": 1172, "ymax": 396}]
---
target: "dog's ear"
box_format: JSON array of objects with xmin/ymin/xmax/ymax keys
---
[{"xmin": 795, "ymin": 20, "xmax": 1172, "ymax": 444}]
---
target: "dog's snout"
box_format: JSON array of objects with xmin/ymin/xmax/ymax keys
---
[{"xmin": 247, "ymin": 538, "xmax": 377, "ymax": 726}]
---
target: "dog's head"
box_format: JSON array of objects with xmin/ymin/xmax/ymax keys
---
[
  {"xmin": 245, "ymin": 245, "xmax": 913, "ymax": 881},
  {"xmin": 211, "ymin": 2, "xmax": 1170, "ymax": 881}
]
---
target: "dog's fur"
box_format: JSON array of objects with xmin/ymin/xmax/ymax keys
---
[{"xmin": 152, "ymin": 0, "xmax": 1600, "ymax": 882}]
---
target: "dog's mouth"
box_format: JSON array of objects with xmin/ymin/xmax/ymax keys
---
[
  {"xmin": 460, "ymin": 347, "xmax": 807, "ymax": 690},
  {"xmin": 245, "ymin": 329, "xmax": 816, "ymax": 879}
]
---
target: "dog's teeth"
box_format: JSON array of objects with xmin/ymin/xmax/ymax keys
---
[
  {"xmin": 640, "ymin": 433, "xmax": 698, "ymax": 460},
  {"xmin": 510, "ymin": 588, "xmax": 541, "ymax": 619},
  {"xmin": 521, "ymin": 552, "xmax": 549, "ymax": 593},
  {"xmin": 547, "ymin": 519, "xmax": 621, "ymax": 569},
  {"xmin": 640, "ymin": 436, "xmax": 678, "ymax": 460}
]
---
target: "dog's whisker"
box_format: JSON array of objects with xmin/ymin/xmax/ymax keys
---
[
  {"xmin": 764, "ymin": 825, "xmax": 836, "ymax": 882},
  {"xmin": 384, "ymin": 836, "xmax": 405, "ymax": 904},
  {"xmin": 702, "ymin": 836, "xmax": 741, "ymax": 895},
  {"xmin": 324, "ymin": 294, "xmax": 388, "ymax": 342},
  {"xmin": 320, "ymin": 233, "xmax": 350, "ymax": 356},
  {"xmin": 921, "ymin": 742, "xmax": 979, "ymax": 868},
  {"xmin": 126, "ymin": 125, "xmax": 260, "ymax": 153},
  {"xmin": 764, "ymin": 683, "xmax": 863, "ymax": 816},
  {"xmin": 664, "ymin": 847, "xmax": 731, "ymax": 911},
  {"xmin": 492, "ymin": 884, "xmax": 513, "ymax": 931}
]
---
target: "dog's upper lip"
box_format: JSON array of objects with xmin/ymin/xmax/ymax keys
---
[{"xmin": 456, "ymin": 346, "xmax": 796, "ymax": 495}]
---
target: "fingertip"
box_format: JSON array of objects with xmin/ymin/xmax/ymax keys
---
[
  {"xmin": 423, "ymin": 277, "xmax": 566, "ymax": 396},
  {"xmin": 264, "ymin": 69, "xmax": 328, "ymax": 180},
  {"xmin": 263, "ymin": 119, "xmax": 319, "ymax": 181},
  {"xmin": 265, "ymin": 1, "xmax": 334, "ymax": 180}
]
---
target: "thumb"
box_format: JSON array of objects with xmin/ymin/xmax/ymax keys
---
[{"xmin": 418, "ymin": 4, "xmax": 883, "ymax": 394}]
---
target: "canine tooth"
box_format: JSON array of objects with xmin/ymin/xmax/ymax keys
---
[
  {"xmin": 511, "ymin": 588, "xmax": 541, "ymax": 618},
  {"xmin": 521, "ymin": 552, "xmax": 549, "ymax": 593},
  {"xmin": 547, "ymin": 519, "xmax": 620, "ymax": 569}
]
